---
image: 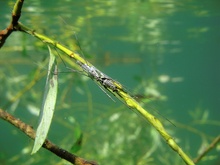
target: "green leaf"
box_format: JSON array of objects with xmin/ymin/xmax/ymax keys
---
[
  {"xmin": 31, "ymin": 45, "xmax": 58, "ymax": 154},
  {"xmin": 70, "ymin": 130, "xmax": 83, "ymax": 153}
]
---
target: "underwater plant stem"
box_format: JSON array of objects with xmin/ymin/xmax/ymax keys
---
[{"xmin": 194, "ymin": 135, "xmax": 220, "ymax": 164}]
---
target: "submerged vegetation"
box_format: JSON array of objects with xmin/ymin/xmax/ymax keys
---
[{"xmin": 0, "ymin": 0, "xmax": 219, "ymax": 165}]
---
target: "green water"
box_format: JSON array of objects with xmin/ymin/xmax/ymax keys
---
[{"xmin": 0, "ymin": 0, "xmax": 219, "ymax": 165}]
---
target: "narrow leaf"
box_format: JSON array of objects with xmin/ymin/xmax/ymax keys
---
[
  {"xmin": 70, "ymin": 125, "xmax": 83, "ymax": 153},
  {"xmin": 31, "ymin": 46, "xmax": 58, "ymax": 154}
]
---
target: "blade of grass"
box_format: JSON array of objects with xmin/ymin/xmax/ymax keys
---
[{"xmin": 31, "ymin": 45, "xmax": 58, "ymax": 154}]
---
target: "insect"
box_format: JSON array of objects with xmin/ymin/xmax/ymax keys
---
[
  {"xmin": 76, "ymin": 60, "xmax": 120, "ymax": 102},
  {"xmin": 76, "ymin": 59, "xmax": 176, "ymax": 126}
]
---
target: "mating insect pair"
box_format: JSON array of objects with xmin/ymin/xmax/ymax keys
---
[{"xmin": 76, "ymin": 60, "xmax": 129, "ymax": 102}]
